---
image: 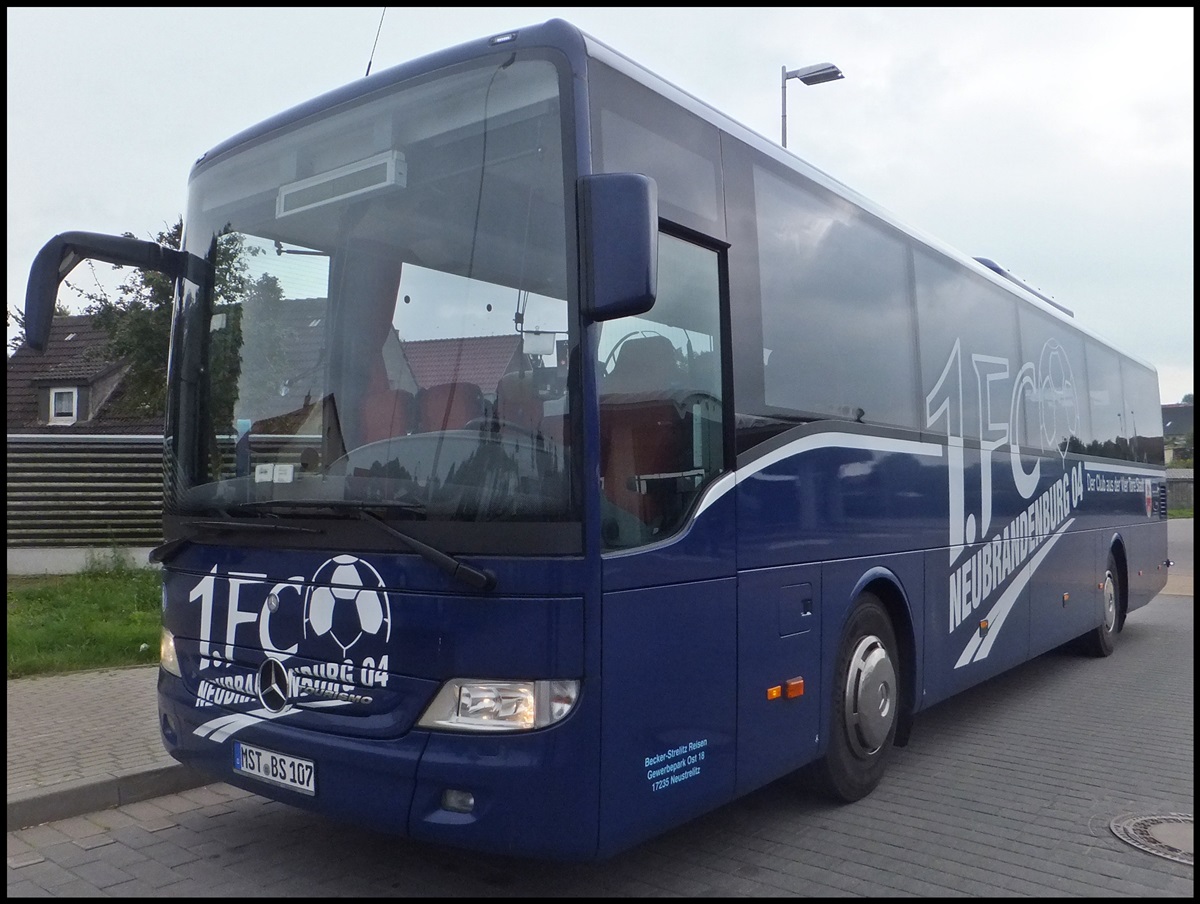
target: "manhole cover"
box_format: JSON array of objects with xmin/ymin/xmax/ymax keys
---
[{"xmin": 1110, "ymin": 813, "xmax": 1193, "ymax": 866}]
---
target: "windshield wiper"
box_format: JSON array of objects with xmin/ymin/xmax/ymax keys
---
[
  {"xmin": 149, "ymin": 518, "xmax": 324, "ymax": 565},
  {"xmin": 227, "ymin": 500, "xmax": 495, "ymax": 592},
  {"xmin": 355, "ymin": 509, "xmax": 496, "ymax": 592},
  {"xmin": 231, "ymin": 499, "xmax": 426, "ymax": 517}
]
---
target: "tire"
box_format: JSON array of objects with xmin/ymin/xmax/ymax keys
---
[
  {"xmin": 1080, "ymin": 553, "xmax": 1120, "ymax": 658},
  {"xmin": 811, "ymin": 593, "xmax": 899, "ymax": 802}
]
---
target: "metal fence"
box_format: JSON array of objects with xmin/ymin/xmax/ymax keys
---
[
  {"xmin": 1167, "ymin": 469, "xmax": 1194, "ymax": 511},
  {"xmin": 6, "ymin": 434, "xmax": 164, "ymax": 547}
]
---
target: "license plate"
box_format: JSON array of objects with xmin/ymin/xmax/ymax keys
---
[{"xmin": 233, "ymin": 742, "xmax": 316, "ymax": 796}]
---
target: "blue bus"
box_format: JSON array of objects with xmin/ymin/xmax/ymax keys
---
[{"xmin": 24, "ymin": 18, "xmax": 1169, "ymax": 861}]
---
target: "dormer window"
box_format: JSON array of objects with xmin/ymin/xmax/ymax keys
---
[{"xmin": 49, "ymin": 386, "xmax": 78, "ymax": 425}]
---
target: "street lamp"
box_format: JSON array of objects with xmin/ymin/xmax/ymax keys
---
[{"xmin": 781, "ymin": 62, "xmax": 844, "ymax": 148}]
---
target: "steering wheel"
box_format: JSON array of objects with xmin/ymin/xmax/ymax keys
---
[
  {"xmin": 601, "ymin": 329, "xmax": 669, "ymax": 379},
  {"xmin": 464, "ymin": 417, "xmax": 541, "ymax": 441}
]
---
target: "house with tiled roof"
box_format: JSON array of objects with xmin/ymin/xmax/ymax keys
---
[
  {"xmin": 399, "ymin": 334, "xmax": 524, "ymax": 393},
  {"xmin": 7, "ymin": 314, "xmax": 165, "ymax": 561},
  {"xmin": 6, "ymin": 314, "xmax": 163, "ymax": 435}
]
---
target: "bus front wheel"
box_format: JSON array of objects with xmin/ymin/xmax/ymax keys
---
[{"xmin": 812, "ymin": 593, "xmax": 899, "ymax": 802}]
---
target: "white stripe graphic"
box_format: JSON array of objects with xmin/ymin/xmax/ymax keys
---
[
  {"xmin": 694, "ymin": 431, "xmax": 943, "ymax": 519},
  {"xmin": 954, "ymin": 517, "xmax": 1073, "ymax": 668},
  {"xmin": 194, "ymin": 707, "xmax": 285, "ymax": 742},
  {"xmin": 193, "ymin": 698, "xmax": 350, "ymax": 743},
  {"xmin": 1083, "ymin": 461, "xmax": 1164, "ymax": 479}
]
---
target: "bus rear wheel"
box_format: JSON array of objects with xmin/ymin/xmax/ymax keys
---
[
  {"xmin": 812, "ymin": 593, "xmax": 899, "ymax": 802},
  {"xmin": 1079, "ymin": 553, "xmax": 1120, "ymax": 658}
]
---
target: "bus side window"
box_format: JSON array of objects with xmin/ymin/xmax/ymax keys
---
[
  {"xmin": 597, "ymin": 233, "xmax": 726, "ymax": 548},
  {"xmin": 600, "ymin": 334, "xmax": 688, "ymax": 535}
]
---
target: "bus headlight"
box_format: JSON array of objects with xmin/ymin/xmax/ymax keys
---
[
  {"xmin": 160, "ymin": 627, "xmax": 182, "ymax": 677},
  {"xmin": 417, "ymin": 679, "xmax": 579, "ymax": 731}
]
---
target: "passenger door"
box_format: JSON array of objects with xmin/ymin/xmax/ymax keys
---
[{"xmin": 596, "ymin": 232, "xmax": 738, "ymax": 854}]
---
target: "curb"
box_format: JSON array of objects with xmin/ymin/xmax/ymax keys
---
[
  {"xmin": 1162, "ymin": 576, "xmax": 1193, "ymax": 596},
  {"xmin": 7, "ymin": 763, "xmax": 210, "ymax": 832}
]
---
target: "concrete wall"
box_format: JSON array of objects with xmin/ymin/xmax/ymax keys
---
[{"xmin": 7, "ymin": 547, "xmax": 160, "ymax": 576}]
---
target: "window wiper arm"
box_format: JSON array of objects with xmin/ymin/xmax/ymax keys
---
[
  {"xmin": 206, "ymin": 500, "xmax": 494, "ymax": 591},
  {"xmin": 232, "ymin": 499, "xmax": 427, "ymax": 516},
  {"xmin": 149, "ymin": 518, "xmax": 324, "ymax": 565},
  {"xmin": 355, "ymin": 509, "xmax": 496, "ymax": 592}
]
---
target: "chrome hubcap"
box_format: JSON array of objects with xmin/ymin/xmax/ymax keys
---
[
  {"xmin": 1103, "ymin": 570, "xmax": 1117, "ymax": 633},
  {"xmin": 843, "ymin": 634, "xmax": 896, "ymax": 757}
]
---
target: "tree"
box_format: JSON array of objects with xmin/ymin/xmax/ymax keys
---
[
  {"xmin": 67, "ymin": 217, "xmax": 260, "ymax": 419},
  {"xmin": 1183, "ymin": 393, "xmax": 1194, "ymax": 405},
  {"xmin": 8, "ymin": 300, "xmax": 73, "ymax": 353},
  {"xmin": 67, "ymin": 219, "xmax": 183, "ymax": 418}
]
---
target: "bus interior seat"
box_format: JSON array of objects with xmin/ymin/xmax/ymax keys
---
[
  {"xmin": 417, "ymin": 381, "xmax": 484, "ymax": 432},
  {"xmin": 494, "ymin": 370, "xmax": 544, "ymax": 434},
  {"xmin": 599, "ymin": 334, "xmax": 687, "ymax": 529},
  {"xmin": 360, "ymin": 364, "xmax": 416, "ymax": 443},
  {"xmin": 603, "ymin": 334, "xmax": 679, "ymax": 393}
]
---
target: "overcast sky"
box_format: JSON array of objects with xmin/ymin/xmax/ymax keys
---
[{"xmin": 7, "ymin": 7, "xmax": 1194, "ymax": 403}]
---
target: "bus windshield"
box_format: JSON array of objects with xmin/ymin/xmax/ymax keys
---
[{"xmin": 171, "ymin": 54, "xmax": 575, "ymax": 524}]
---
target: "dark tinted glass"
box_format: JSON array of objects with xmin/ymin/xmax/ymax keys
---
[
  {"xmin": 1017, "ymin": 306, "xmax": 1091, "ymax": 456},
  {"xmin": 914, "ymin": 250, "xmax": 1022, "ymax": 443},
  {"xmin": 1121, "ymin": 358, "xmax": 1165, "ymax": 464},
  {"xmin": 589, "ymin": 60, "xmax": 724, "ymax": 237},
  {"xmin": 753, "ymin": 164, "xmax": 917, "ymax": 429},
  {"xmin": 1085, "ymin": 341, "xmax": 1129, "ymax": 459}
]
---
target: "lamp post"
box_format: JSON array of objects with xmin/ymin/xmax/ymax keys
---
[{"xmin": 781, "ymin": 62, "xmax": 844, "ymax": 148}]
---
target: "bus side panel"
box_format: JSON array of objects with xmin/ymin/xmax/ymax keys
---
[
  {"xmin": 734, "ymin": 563, "xmax": 822, "ymax": 795},
  {"xmin": 735, "ymin": 442, "xmax": 946, "ymax": 573},
  {"xmin": 597, "ymin": 578, "xmax": 737, "ymax": 859},
  {"xmin": 921, "ymin": 546, "xmax": 1032, "ymax": 709},
  {"xmin": 600, "ymin": 495, "xmax": 738, "ymax": 590},
  {"xmin": 1027, "ymin": 527, "xmax": 1103, "ymax": 659},
  {"xmin": 1121, "ymin": 518, "xmax": 1170, "ymax": 614},
  {"xmin": 1075, "ymin": 464, "xmax": 1169, "ymax": 611}
]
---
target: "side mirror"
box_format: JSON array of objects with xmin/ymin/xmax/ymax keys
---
[
  {"xmin": 24, "ymin": 231, "xmax": 205, "ymax": 352},
  {"xmin": 578, "ymin": 173, "xmax": 658, "ymax": 322}
]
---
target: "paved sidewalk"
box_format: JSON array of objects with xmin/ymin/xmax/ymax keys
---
[
  {"xmin": 6, "ymin": 520, "xmax": 1193, "ymax": 835},
  {"xmin": 6, "ymin": 666, "xmax": 207, "ymax": 832}
]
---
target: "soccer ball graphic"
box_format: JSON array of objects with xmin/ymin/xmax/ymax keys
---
[
  {"xmin": 303, "ymin": 555, "xmax": 391, "ymax": 658},
  {"xmin": 1037, "ymin": 339, "xmax": 1079, "ymax": 456}
]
